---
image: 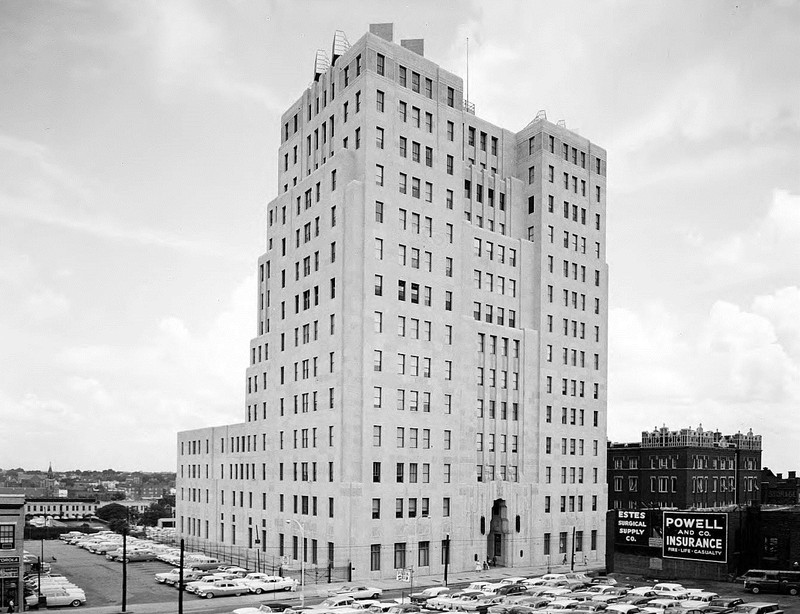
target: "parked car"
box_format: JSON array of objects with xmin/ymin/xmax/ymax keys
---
[
  {"xmin": 234, "ymin": 606, "xmax": 282, "ymax": 614},
  {"xmin": 410, "ymin": 587, "xmax": 451, "ymax": 604},
  {"xmin": 681, "ymin": 592, "xmax": 720, "ymax": 608},
  {"xmin": 651, "ymin": 584, "xmax": 689, "ymax": 600},
  {"xmin": 330, "ymin": 586, "xmax": 384, "ymax": 600},
  {"xmin": 484, "ymin": 585, "xmax": 529, "ymax": 598},
  {"xmin": 604, "ymin": 606, "xmax": 644, "ymax": 614},
  {"xmin": 247, "ymin": 577, "xmax": 299, "ymax": 594},
  {"xmin": 737, "ymin": 570, "xmax": 800, "ymax": 596},
  {"xmin": 193, "ymin": 579, "xmax": 249, "ymax": 598},
  {"xmin": 639, "ymin": 598, "xmax": 683, "ymax": 613},
  {"xmin": 708, "ymin": 599, "xmax": 744, "ymax": 611},
  {"xmin": 25, "ymin": 587, "xmax": 86, "ymax": 608},
  {"xmin": 731, "ymin": 604, "xmax": 784, "ymax": 614}
]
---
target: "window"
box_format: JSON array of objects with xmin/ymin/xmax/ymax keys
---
[
  {"xmin": 446, "ymin": 155, "xmax": 454, "ymax": 175},
  {"xmin": 372, "ymin": 462, "xmax": 381, "ymax": 482},
  {"xmin": 370, "ymin": 544, "xmax": 381, "ymax": 571},
  {"xmin": 371, "ymin": 498, "xmax": 381, "ymax": 519},
  {"xmin": 376, "ymin": 54, "xmax": 385, "ymax": 76},
  {"xmin": 394, "ymin": 542, "xmax": 406, "ymax": 568},
  {"xmin": 446, "ymin": 87, "xmax": 454, "ymax": 108},
  {"xmin": 376, "ymin": 127, "xmax": 384, "ymax": 149},
  {"xmin": 447, "ymin": 121, "xmax": 454, "ymax": 141},
  {"xmin": 375, "ymin": 201, "xmax": 384, "ymax": 222},
  {"xmin": 376, "ymin": 164, "xmax": 384, "ymax": 186}
]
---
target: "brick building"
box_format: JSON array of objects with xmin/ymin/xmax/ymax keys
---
[{"xmin": 608, "ymin": 425, "xmax": 761, "ymax": 510}]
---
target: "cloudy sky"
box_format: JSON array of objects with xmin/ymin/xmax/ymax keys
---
[{"xmin": 1, "ymin": 1, "xmax": 798, "ymax": 473}]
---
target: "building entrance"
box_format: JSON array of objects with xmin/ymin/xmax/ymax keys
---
[{"xmin": 487, "ymin": 499, "xmax": 508, "ymax": 566}]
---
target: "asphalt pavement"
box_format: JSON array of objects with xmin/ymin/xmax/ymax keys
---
[{"xmin": 24, "ymin": 539, "xmax": 800, "ymax": 614}]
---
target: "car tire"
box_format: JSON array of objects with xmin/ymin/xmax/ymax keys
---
[
  {"xmin": 205, "ymin": 593, "xmax": 214, "ymax": 598},
  {"xmin": 255, "ymin": 588, "xmax": 264, "ymax": 594},
  {"xmin": 751, "ymin": 586, "xmax": 760, "ymax": 594},
  {"xmin": 71, "ymin": 600, "xmax": 82, "ymax": 607},
  {"xmin": 789, "ymin": 587, "xmax": 798, "ymax": 596},
  {"xmin": 285, "ymin": 586, "xmax": 292, "ymax": 591},
  {"xmin": 373, "ymin": 594, "xmax": 379, "ymax": 599}
]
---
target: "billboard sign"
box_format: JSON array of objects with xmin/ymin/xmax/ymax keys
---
[
  {"xmin": 662, "ymin": 511, "xmax": 727, "ymax": 562},
  {"xmin": 616, "ymin": 510, "xmax": 650, "ymax": 546}
]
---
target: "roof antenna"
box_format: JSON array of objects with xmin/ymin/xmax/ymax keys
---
[{"xmin": 466, "ymin": 36, "xmax": 469, "ymax": 108}]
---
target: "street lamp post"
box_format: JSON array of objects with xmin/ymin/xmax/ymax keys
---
[{"xmin": 285, "ymin": 519, "xmax": 305, "ymax": 609}]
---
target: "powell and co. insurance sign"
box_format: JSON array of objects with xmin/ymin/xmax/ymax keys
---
[{"xmin": 662, "ymin": 511, "xmax": 727, "ymax": 562}]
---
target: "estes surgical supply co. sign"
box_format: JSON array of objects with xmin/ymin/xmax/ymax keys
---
[
  {"xmin": 662, "ymin": 511, "xmax": 727, "ymax": 562},
  {"xmin": 616, "ymin": 510, "xmax": 650, "ymax": 546}
]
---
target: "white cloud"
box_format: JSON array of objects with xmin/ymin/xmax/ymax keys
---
[
  {"xmin": 26, "ymin": 288, "xmax": 70, "ymax": 320},
  {"xmin": 703, "ymin": 189, "xmax": 800, "ymax": 281},
  {"xmin": 1, "ymin": 276, "xmax": 254, "ymax": 470},
  {"xmin": 610, "ymin": 287, "xmax": 800, "ymax": 470}
]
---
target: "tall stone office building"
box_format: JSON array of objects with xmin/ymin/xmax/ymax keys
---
[{"xmin": 177, "ymin": 24, "xmax": 609, "ymax": 579}]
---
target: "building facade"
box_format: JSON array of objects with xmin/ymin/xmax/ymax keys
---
[
  {"xmin": 177, "ymin": 24, "xmax": 609, "ymax": 579},
  {"xmin": 607, "ymin": 426, "xmax": 762, "ymax": 511},
  {"xmin": 761, "ymin": 469, "xmax": 800, "ymax": 505}
]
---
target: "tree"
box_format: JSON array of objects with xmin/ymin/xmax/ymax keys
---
[
  {"xmin": 96, "ymin": 503, "xmax": 139, "ymax": 525},
  {"xmin": 139, "ymin": 501, "xmax": 168, "ymax": 526}
]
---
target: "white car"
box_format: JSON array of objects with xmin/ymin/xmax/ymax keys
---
[
  {"xmin": 651, "ymin": 584, "xmax": 689, "ymax": 599},
  {"xmin": 331, "ymin": 586, "xmax": 384, "ymax": 600},
  {"xmin": 483, "ymin": 578, "xmax": 528, "ymax": 592},
  {"xmin": 640, "ymin": 598, "xmax": 683, "ymax": 613},
  {"xmin": 193, "ymin": 579, "xmax": 249, "ymax": 598},
  {"xmin": 25, "ymin": 588, "xmax": 86, "ymax": 608},
  {"xmin": 247, "ymin": 576, "xmax": 298, "ymax": 594},
  {"xmin": 681, "ymin": 592, "xmax": 719, "ymax": 608}
]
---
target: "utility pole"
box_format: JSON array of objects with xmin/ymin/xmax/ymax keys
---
[
  {"xmin": 121, "ymin": 524, "xmax": 127, "ymax": 612},
  {"xmin": 178, "ymin": 538, "xmax": 184, "ymax": 614},
  {"xmin": 570, "ymin": 527, "xmax": 576, "ymax": 571},
  {"xmin": 443, "ymin": 534, "xmax": 450, "ymax": 586}
]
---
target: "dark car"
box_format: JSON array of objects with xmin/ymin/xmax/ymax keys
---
[
  {"xmin": 709, "ymin": 599, "xmax": 744, "ymax": 609},
  {"xmin": 492, "ymin": 585, "xmax": 529, "ymax": 597}
]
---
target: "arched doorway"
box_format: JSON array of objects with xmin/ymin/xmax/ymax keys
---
[{"xmin": 488, "ymin": 499, "xmax": 509, "ymax": 566}]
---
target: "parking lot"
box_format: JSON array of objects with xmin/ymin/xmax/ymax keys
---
[{"xmin": 27, "ymin": 538, "xmax": 184, "ymax": 607}]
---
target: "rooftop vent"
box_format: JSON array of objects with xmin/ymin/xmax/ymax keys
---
[
  {"xmin": 331, "ymin": 30, "xmax": 350, "ymax": 66},
  {"xmin": 313, "ymin": 50, "xmax": 330, "ymax": 81}
]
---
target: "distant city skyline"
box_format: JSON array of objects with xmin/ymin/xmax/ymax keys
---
[{"xmin": 1, "ymin": 1, "xmax": 799, "ymax": 472}]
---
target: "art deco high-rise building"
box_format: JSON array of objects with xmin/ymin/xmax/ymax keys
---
[{"xmin": 177, "ymin": 23, "xmax": 608, "ymax": 578}]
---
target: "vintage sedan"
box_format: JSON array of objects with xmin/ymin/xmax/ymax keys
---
[
  {"xmin": 25, "ymin": 588, "xmax": 86, "ymax": 608},
  {"xmin": 193, "ymin": 579, "xmax": 249, "ymax": 598},
  {"xmin": 247, "ymin": 576, "xmax": 299, "ymax": 594},
  {"xmin": 330, "ymin": 586, "xmax": 384, "ymax": 600}
]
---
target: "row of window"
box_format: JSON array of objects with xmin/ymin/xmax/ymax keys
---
[
  {"xmin": 464, "ymin": 181, "xmax": 507, "ymax": 210},
  {"xmin": 372, "ymin": 388, "xmax": 453, "ymax": 413},
  {"xmin": 476, "ymin": 433, "xmax": 519, "ymax": 453},
  {"xmin": 544, "ymin": 437, "xmax": 600, "ymax": 456},
  {"xmin": 545, "ymin": 406, "xmax": 601, "ymax": 427},
  {"xmin": 371, "ymin": 461, "xmax": 437, "ymax": 484},
  {"xmin": 370, "ymin": 425, "xmax": 451, "ymax": 449},
  {"xmin": 476, "ymin": 399, "xmax": 520, "ymax": 421},
  {"xmin": 466, "ymin": 126, "xmax": 499, "ymax": 156},
  {"xmin": 543, "ymin": 494, "xmax": 597, "ymax": 514},
  {"xmin": 371, "ymin": 496, "xmax": 444, "ymax": 519},
  {"xmin": 544, "ymin": 377, "xmax": 601, "ymax": 399},
  {"xmin": 476, "ymin": 367, "xmax": 520, "ymax": 390},
  {"xmin": 544, "ymin": 465, "xmax": 596, "ymax": 485},
  {"xmin": 476, "ymin": 334, "xmax": 522, "ymax": 357},
  {"xmin": 473, "ymin": 238, "xmax": 517, "ymax": 266},
  {"xmin": 473, "ymin": 270, "xmax": 517, "ymax": 296},
  {"xmin": 472, "ymin": 303, "xmax": 517, "ymax": 327}
]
